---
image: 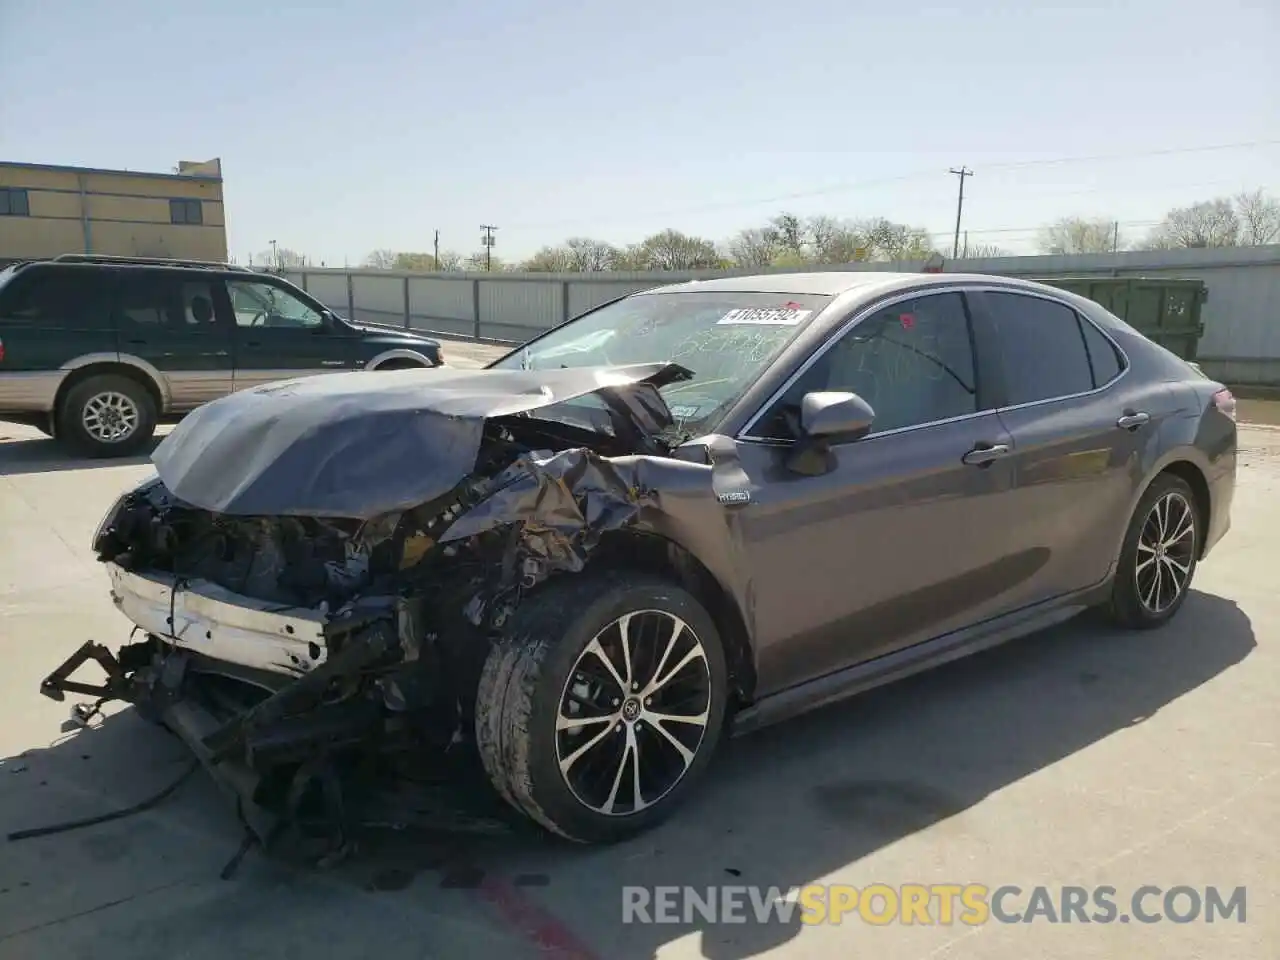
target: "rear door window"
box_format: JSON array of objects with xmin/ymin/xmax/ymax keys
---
[
  {"xmin": 0, "ymin": 267, "xmax": 114, "ymax": 328},
  {"xmin": 982, "ymin": 292, "xmax": 1095, "ymax": 405},
  {"xmin": 112, "ymin": 271, "xmax": 220, "ymax": 331}
]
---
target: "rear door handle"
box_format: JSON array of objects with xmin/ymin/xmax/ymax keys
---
[
  {"xmin": 962, "ymin": 443, "xmax": 1010, "ymax": 466},
  {"xmin": 1116, "ymin": 411, "xmax": 1150, "ymax": 430}
]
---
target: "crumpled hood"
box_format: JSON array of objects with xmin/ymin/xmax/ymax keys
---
[{"xmin": 150, "ymin": 362, "xmax": 689, "ymax": 519}]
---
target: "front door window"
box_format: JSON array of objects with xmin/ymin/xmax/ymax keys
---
[{"xmin": 226, "ymin": 280, "xmax": 324, "ymax": 329}]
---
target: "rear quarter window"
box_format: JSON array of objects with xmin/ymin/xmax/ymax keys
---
[{"xmin": 1078, "ymin": 317, "xmax": 1125, "ymax": 386}]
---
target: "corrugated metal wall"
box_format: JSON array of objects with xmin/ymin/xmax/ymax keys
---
[{"xmin": 283, "ymin": 244, "xmax": 1280, "ymax": 385}]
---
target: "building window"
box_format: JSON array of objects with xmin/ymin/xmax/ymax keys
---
[
  {"xmin": 169, "ymin": 198, "xmax": 203, "ymax": 225},
  {"xmin": 0, "ymin": 188, "xmax": 30, "ymax": 216}
]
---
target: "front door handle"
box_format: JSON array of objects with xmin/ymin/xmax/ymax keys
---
[
  {"xmin": 1116, "ymin": 411, "xmax": 1150, "ymax": 431},
  {"xmin": 962, "ymin": 443, "xmax": 1010, "ymax": 466}
]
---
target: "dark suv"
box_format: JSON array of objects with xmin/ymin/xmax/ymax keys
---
[{"xmin": 0, "ymin": 255, "xmax": 443, "ymax": 457}]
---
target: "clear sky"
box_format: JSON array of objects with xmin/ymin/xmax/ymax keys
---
[{"xmin": 2, "ymin": 0, "xmax": 1276, "ymax": 264}]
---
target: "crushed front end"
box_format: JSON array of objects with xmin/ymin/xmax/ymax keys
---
[
  {"xmin": 39, "ymin": 362, "xmax": 728, "ymax": 859},
  {"xmin": 42, "ymin": 473, "xmax": 511, "ymax": 856}
]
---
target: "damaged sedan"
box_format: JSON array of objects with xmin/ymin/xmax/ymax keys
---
[{"xmin": 42, "ymin": 272, "xmax": 1236, "ymax": 851}]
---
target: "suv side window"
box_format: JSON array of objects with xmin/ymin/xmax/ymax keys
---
[
  {"xmin": 114, "ymin": 272, "xmax": 219, "ymax": 330},
  {"xmin": 984, "ymin": 292, "xmax": 1095, "ymax": 404},
  {"xmin": 226, "ymin": 279, "xmax": 324, "ymax": 329},
  {"xmin": 0, "ymin": 267, "xmax": 113, "ymax": 328},
  {"xmin": 754, "ymin": 292, "xmax": 978, "ymax": 440}
]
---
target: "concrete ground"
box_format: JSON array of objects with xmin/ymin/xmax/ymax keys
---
[{"xmin": 0, "ymin": 351, "xmax": 1276, "ymax": 959}]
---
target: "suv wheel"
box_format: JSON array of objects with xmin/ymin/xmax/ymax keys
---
[
  {"xmin": 58, "ymin": 374, "xmax": 157, "ymax": 458},
  {"xmin": 475, "ymin": 571, "xmax": 729, "ymax": 843},
  {"xmin": 1107, "ymin": 473, "xmax": 1200, "ymax": 628}
]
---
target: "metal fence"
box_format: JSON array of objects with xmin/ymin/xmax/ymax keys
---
[{"xmin": 280, "ymin": 244, "xmax": 1280, "ymax": 385}]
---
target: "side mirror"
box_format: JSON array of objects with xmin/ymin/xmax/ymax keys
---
[
  {"xmin": 785, "ymin": 391, "xmax": 875, "ymax": 477},
  {"xmin": 800, "ymin": 391, "xmax": 875, "ymax": 441}
]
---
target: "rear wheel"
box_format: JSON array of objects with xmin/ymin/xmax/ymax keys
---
[
  {"xmin": 1107, "ymin": 473, "xmax": 1200, "ymax": 628},
  {"xmin": 57, "ymin": 374, "xmax": 157, "ymax": 458},
  {"xmin": 475, "ymin": 571, "xmax": 729, "ymax": 843}
]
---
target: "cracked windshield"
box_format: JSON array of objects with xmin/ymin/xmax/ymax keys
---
[{"xmin": 491, "ymin": 290, "xmax": 833, "ymax": 434}]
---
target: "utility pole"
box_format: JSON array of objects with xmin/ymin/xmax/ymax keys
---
[
  {"xmin": 949, "ymin": 167, "xmax": 973, "ymax": 259},
  {"xmin": 963, "ymin": 230, "xmax": 969, "ymax": 259},
  {"xmin": 480, "ymin": 224, "xmax": 498, "ymax": 272},
  {"xmin": 269, "ymin": 239, "xmax": 278, "ymax": 271},
  {"xmin": 1112, "ymin": 221, "xmax": 1120, "ymax": 253},
  {"xmin": 433, "ymin": 229, "xmax": 440, "ymax": 271}
]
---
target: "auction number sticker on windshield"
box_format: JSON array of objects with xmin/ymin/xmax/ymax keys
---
[{"xmin": 717, "ymin": 307, "xmax": 811, "ymax": 326}]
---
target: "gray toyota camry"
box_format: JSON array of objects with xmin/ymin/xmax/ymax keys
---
[{"xmin": 43, "ymin": 271, "xmax": 1237, "ymax": 851}]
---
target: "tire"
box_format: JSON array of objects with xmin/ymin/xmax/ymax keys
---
[
  {"xmin": 475, "ymin": 570, "xmax": 729, "ymax": 843},
  {"xmin": 375, "ymin": 359, "xmax": 429, "ymax": 371},
  {"xmin": 1106, "ymin": 472, "xmax": 1201, "ymax": 629},
  {"xmin": 57, "ymin": 374, "xmax": 157, "ymax": 458}
]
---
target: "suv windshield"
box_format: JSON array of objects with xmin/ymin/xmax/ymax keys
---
[{"xmin": 490, "ymin": 290, "xmax": 832, "ymax": 435}]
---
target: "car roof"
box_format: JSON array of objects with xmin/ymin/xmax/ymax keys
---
[
  {"xmin": 640, "ymin": 271, "xmax": 915, "ymax": 296},
  {"xmin": 639, "ymin": 270, "xmax": 1080, "ymax": 301}
]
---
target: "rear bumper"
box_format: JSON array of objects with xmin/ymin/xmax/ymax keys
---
[
  {"xmin": 1202, "ymin": 444, "xmax": 1236, "ymax": 559},
  {"xmin": 106, "ymin": 562, "xmax": 329, "ymax": 676}
]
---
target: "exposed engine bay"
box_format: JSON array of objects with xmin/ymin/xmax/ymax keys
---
[{"xmin": 38, "ymin": 362, "xmax": 750, "ymax": 864}]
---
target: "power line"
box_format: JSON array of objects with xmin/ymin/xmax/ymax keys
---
[{"xmin": 503, "ymin": 138, "xmax": 1280, "ymax": 230}]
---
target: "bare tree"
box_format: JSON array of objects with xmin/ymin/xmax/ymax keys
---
[
  {"xmin": 363, "ymin": 249, "xmax": 398, "ymax": 269},
  {"xmin": 726, "ymin": 227, "xmax": 782, "ymax": 268},
  {"xmin": 1235, "ymin": 189, "xmax": 1280, "ymax": 245},
  {"xmin": 808, "ymin": 216, "xmax": 870, "ymax": 264},
  {"xmin": 632, "ymin": 229, "xmax": 723, "ymax": 270},
  {"xmin": 1037, "ymin": 217, "xmax": 1120, "ymax": 255},
  {"xmin": 521, "ymin": 246, "xmax": 576, "ymax": 272},
  {"xmin": 861, "ymin": 218, "xmax": 935, "ymax": 260},
  {"xmin": 962, "ymin": 243, "xmax": 1012, "ymax": 258},
  {"xmin": 464, "ymin": 252, "xmax": 507, "ymax": 271},
  {"xmin": 563, "ymin": 237, "xmax": 621, "ymax": 271},
  {"xmin": 392, "ymin": 251, "xmax": 460, "ymax": 271},
  {"xmin": 522, "ymin": 238, "xmax": 621, "ymax": 272},
  {"xmin": 254, "ymin": 247, "xmax": 308, "ymax": 269},
  {"xmin": 766, "ymin": 213, "xmax": 807, "ymax": 258},
  {"xmin": 1145, "ymin": 199, "xmax": 1240, "ymax": 249}
]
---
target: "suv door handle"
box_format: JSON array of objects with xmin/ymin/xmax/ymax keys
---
[
  {"xmin": 1116, "ymin": 411, "xmax": 1150, "ymax": 430},
  {"xmin": 962, "ymin": 443, "xmax": 1010, "ymax": 466}
]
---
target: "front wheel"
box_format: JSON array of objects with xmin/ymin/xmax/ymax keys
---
[
  {"xmin": 57, "ymin": 374, "xmax": 157, "ymax": 458},
  {"xmin": 1107, "ymin": 473, "xmax": 1201, "ymax": 629},
  {"xmin": 475, "ymin": 571, "xmax": 729, "ymax": 843}
]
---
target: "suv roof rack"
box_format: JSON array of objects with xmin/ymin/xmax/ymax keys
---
[{"xmin": 51, "ymin": 253, "xmax": 254, "ymax": 273}]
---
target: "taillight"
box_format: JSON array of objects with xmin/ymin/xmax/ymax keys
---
[
  {"xmin": 1212, "ymin": 388, "xmax": 1236, "ymax": 421},
  {"xmin": 0, "ymin": 336, "xmax": 5, "ymax": 363}
]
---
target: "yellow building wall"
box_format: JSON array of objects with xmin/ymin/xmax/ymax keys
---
[{"xmin": 0, "ymin": 161, "xmax": 228, "ymax": 261}]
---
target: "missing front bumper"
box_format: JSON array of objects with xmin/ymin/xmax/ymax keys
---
[{"xmin": 105, "ymin": 562, "xmax": 330, "ymax": 676}]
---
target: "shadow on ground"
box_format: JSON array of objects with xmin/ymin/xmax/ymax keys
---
[
  {"xmin": 1, "ymin": 591, "xmax": 1255, "ymax": 959},
  {"xmin": 0, "ymin": 433, "xmax": 162, "ymax": 478}
]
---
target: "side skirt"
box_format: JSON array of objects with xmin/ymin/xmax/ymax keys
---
[{"xmin": 731, "ymin": 582, "xmax": 1111, "ymax": 736}]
